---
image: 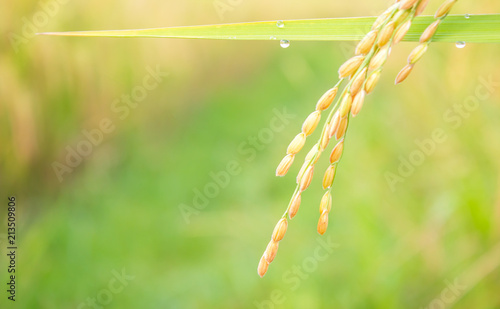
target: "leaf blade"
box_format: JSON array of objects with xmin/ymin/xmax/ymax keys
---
[{"xmin": 39, "ymin": 14, "xmax": 500, "ymax": 43}]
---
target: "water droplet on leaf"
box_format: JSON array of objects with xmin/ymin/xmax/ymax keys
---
[
  {"xmin": 280, "ymin": 40, "xmax": 290, "ymax": 48},
  {"xmin": 455, "ymin": 41, "xmax": 466, "ymax": 49},
  {"xmin": 276, "ymin": 20, "xmax": 285, "ymax": 28}
]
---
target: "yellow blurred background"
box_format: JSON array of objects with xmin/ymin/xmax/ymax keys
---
[{"xmin": 1, "ymin": 0, "xmax": 500, "ymax": 308}]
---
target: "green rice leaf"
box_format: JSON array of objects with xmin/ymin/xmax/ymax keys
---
[{"xmin": 39, "ymin": 14, "xmax": 500, "ymax": 43}]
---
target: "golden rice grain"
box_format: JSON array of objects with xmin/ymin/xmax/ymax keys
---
[
  {"xmin": 420, "ymin": 20, "xmax": 440, "ymax": 43},
  {"xmin": 378, "ymin": 21, "xmax": 395, "ymax": 47},
  {"xmin": 408, "ymin": 43, "xmax": 428, "ymax": 64},
  {"xmin": 302, "ymin": 111, "xmax": 321, "ymax": 136},
  {"xmin": 393, "ymin": 19, "xmax": 412, "ymax": 44},
  {"xmin": 365, "ymin": 69, "xmax": 382, "ymax": 94},
  {"xmin": 319, "ymin": 191, "xmax": 332, "ymax": 214},
  {"xmin": 311, "ymin": 149, "xmax": 322, "ymax": 164},
  {"xmin": 350, "ymin": 67, "xmax": 367, "ymax": 96},
  {"xmin": 258, "ymin": 256, "xmax": 269, "ymax": 277},
  {"xmin": 392, "ymin": 10, "xmax": 409, "ymax": 26},
  {"xmin": 305, "ymin": 146, "xmax": 319, "ymax": 162},
  {"xmin": 287, "ymin": 133, "xmax": 306, "ymax": 155},
  {"xmin": 395, "ymin": 64, "xmax": 414, "ymax": 84},
  {"xmin": 299, "ymin": 166, "xmax": 314, "ymax": 191},
  {"xmin": 435, "ymin": 0, "xmax": 457, "ymax": 18},
  {"xmin": 322, "ymin": 165, "xmax": 336, "ymax": 189},
  {"xmin": 288, "ymin": 192, "xmax": 301, "ymax": 219},
  {"xmin": 351, "ymin": 90, "xmax": 366, "ymax": 117},
  {"xmin": 303, "ymin": 142, "xmax": 321, "ymax": 163},
  {"xmin": 272, "ymin": 218, "xmax": 288, "ymax": 242},
  {"xmin": 369, "ymin": 46, "xmax": 389, "ymax": 71},
  {"xmin": 372, "ymin": 7, "xmax": 394, "ymax": 30},
  {"xmin": 317, "ymin": 212, "xmax": 329, "ymax": 235},
  {"xmin": 399, "ymin": 0, "xmax": 419, "ymax": 10},
  {"xmin": 316, "ymin": 87, "xmax": 338, "ymax": 111},
  {"xmin": 264, "ymin": 240, "xmax": 279, "ymax": 263},
  {"xmin": 336, "ymin": 117, "xmax": 348, "ymax": 140},
  {"xmin": 338, "ymin": 55, "xmax": 365, "ymax": 78},
  {"xmin": 328, "ymin": 111, "xmax": 341, "ymax": 138},
  {"xmin": 355, "ymin": 30, "xmax": 378, "ymax": 55},
  {"xmin": 415, "ymin": 0, "xmax": 430, "ymax": 16},
  {"xmin": 276, "ymin": 154, "xmax": 295, "ymax": 177},
  {"xmin": 339, "ymin": 93, "xmax": 353, "ymax": 118},
  {"xmin": 330, "ymin": 139, "xmax": 344, "ymax": 163}
]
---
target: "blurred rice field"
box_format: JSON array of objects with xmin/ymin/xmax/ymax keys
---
[{"xmin": 1, "ymin": 0, "xmax": 500, "ymax": 308}]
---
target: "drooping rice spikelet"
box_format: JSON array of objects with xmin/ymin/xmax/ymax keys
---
[
  {"xmin": 259, "ymin": 0, "xmax": 448, "ymax": 277},
  {"xmin": 275, "ymin": 86, "xmax": 339, "ymax": 177},
  {"xmin": 395, "ymin": 0, "xmax": 459, "ymax": 84}
]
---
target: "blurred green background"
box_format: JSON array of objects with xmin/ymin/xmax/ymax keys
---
[{"xmin": 1, "ymin": 0, "xmax": 500, "ymax": 308}]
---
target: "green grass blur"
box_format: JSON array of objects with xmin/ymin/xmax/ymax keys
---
[{"xmin": 1, "ymin": 0, "xmax": 500, "ymax": 308}]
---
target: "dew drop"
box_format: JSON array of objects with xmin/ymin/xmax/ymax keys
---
[
  {"xmin": 276, "ymin": 20, "xmax": 285, "ymax": 28},
  {"xmin": 464, "ymin": 14, "xmax": 470, "ymax": 19},
  {"xmin": 280, "ymin": 39, "xmax": 290, "ymax": 48},
  {"xmin": 270, "ymin": 36, "xmax": 276, "ymax": 40},
  {"xmin": 455, "ymin": 41, "xmax": 466, "ymax": 49}
]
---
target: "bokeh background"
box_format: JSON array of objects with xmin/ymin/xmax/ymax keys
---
[{"xmin": 1, "ymin": 0, "xmax": 500, "ymax": 308}]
